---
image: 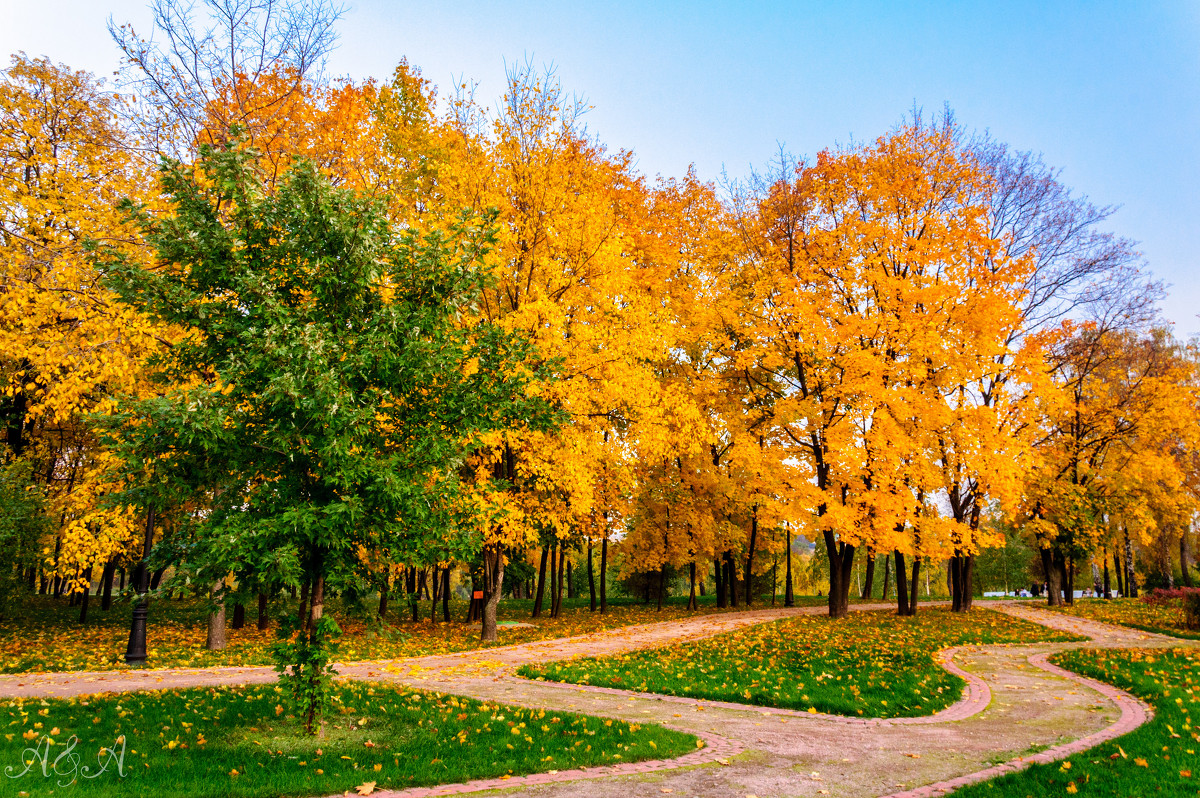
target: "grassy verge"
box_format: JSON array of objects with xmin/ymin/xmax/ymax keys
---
[
  {"xmin": 952, "ymin": 647, "xmax": 1200, "ymax": 797},
  {"xmin": 0, "ymin": 679, "xmax": 697, "ymax": 797},
  {"xmin": 519, "ymin": 607, "xmax": 1081, "ymax": 718},
  {"xmin": 1051, "ymin": 598, "xmax": 1200, "ymax": 641},
  {"xmin": 1, "ymin": 593, "xmax": 812, "ymax": 674}
]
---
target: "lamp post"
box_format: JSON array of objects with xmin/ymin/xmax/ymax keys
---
[{"xmin": 124, "ymin": 505, "xmax": 155, "ymax": 665}]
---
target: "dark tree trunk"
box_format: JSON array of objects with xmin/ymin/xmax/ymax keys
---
[
  {"xmin": 299, "ymin": 579, "xmax": 311, "ymax": 628},
  {"xmin": 378, "ymin": 579, "xmax": 389, "ymax": 617},
  {"xmin": 588, "ymin": 540, "xmax": 597, "ymax": 612},
  {"xmin": 600, "ymin": 537, "xmax": 608, "ymax": 613},
  {"xmin": 100, "ymin": 558, "xmax": 117, "ymax": 611},
  {"xmin": 1042, "ymin": 548, "xmax": 1064, "ymax": 606},
  {"xmin": 1114, "ymin": 548, "xmax": 1125, "ymax": 596},
  {"xmin": 908, "ymin": 555, "xmax": 921, "ymax": 616},
  {"xmin": 442, "ymin": 567, "xmax": 451, "ymax": 623},
  {"xmin": 894, "ymin": 551, "xmax": 909, "ymax": 615},
  {"xmin": 231, "ymin": 602, "xmax": 245, "ymax": 629},
  {"xmin": 408, "ymin": 568, "xmax": 419, "ymax": 622},
  {"xmin": 532, "ymin": 546, "xmax": 550, "ymax": 618},
  {"xmin": 950, "ymin": 554, "xmax": 974, "ymax": 612},
  {"xmin": 258, "ymin": 592, "xmax": 269, "ymax": 629},
  {"xmin": 861, "ymin": 553, "xmax": 875, "ymax": 599},
  {"xmin": 745, "ymin": 510, "xmax": 758, "ymax": 605},
  {"xmin": 566, "ymin": 558, "xmax": 574, "ymax": 599},
  {"xmin": 688, "ymin": 561, "xmax": 697, "ymax": 610},
  {"xmin": 725, "ymin": 551, "xmax": 739, "ymax": 608},
  {"xmin": 1182, "ymin": 534, "xmax": 1193, "ymax": 588},
  {"xmin": 1063, "ymin": 558, "xmax": 1074, "ymax": 605},
  {"xmin": 715, "ymin": 554, "xmax": 726, "ymax": 607},
  {"xmin": 552, "ymin": 549, "xmax": 565, "ymax": 617},
  {"xmin": 1103, "ymin": 547, "xmax": 1112, "ymax": 599},
  {"xmin": 656, "ymin": 564, "xmax": 666, "ymax": 611},
  {"xmin": 78, "ymin": 567, "xmax": 94, "ymax": 623},
  {"xmin": 881, "ymin": 553, "xmax": 891, "ymax": 601},
  {"xmin": 150, "ymin": 566, "xmax": 167, "ymax": 590},
  {"xmin": 784, "ymin": 526, "xmax": 794, "ymax": 607},
  {"xmin": 824, "ymin": 532, "xmax": 855, "ymax": 618}
]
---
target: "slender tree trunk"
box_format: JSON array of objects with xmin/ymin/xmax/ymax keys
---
[
  {"xmin": 881, "ymin": 553, "xmax": 891, "ymax": 601},
  {"xmin": 784, "ymin": 526, "xmax": 794, "ymax": 607},
  {"xmin": 1124, "ymin": 530, "xmax": 1137, "ymax": 598},
  {"xmin": 258, "ymin": 592, "xmax": 269, "ymax": 629},
  {"xmin": 566, "ymin": 558, "xmax": 574, "ymax": 599},
  {"xmin": 481, "ymin": 546, "xmax": 505, "ymax": 642},
  {"xmin": 1182, "ymin": 533, "xmax": 1193, "ymax": 588},
  {"xmin": 894, "ymin": 551, "xmax": 909, "ymax": 616},
  {"xmin": 587, "ymin": 541, "xmax": 597, "ymax": 612},
  {"xmin": 599, "ymin": 537, "xmax": 608, "ymax": 614},
  {"xmin": 549, "ymin": 546, "xmax": 559, "ymax": 617},
  {"xmin": 232, "ymin": 602, "xmax": 245, "ymax": 629},
  {"xmin": 100, "ymin": 558, "xmax": 117, "ymax": 611},
  {"xmin": 861, "ymin": 553, "xmax": 875, "ymax": 599},
  {"xmin": 656, "ymin": 564, "xmax": 666, "ymax": 611},
  {"xmin": 688, "ymin": 561, "xmax": 697, "ymax": 610},
  {"xmin": 532, "ymin": 546, "xmax": 549, "ymax": 618},
  {"xmin": 1114, "ymin": 548, "xmax": 1125, "ymax": 596},
  {"xmin": 726, "ymin": 551, "xmax": 739, "ymax": 608},
  {"xmin": 206, "ymin": 580, "xmax": 227, "ymax": 650},
  {"xmin": 1103, "ymin": 547, "xmax": 1112, "ymax": 599},
  {"xmin": 908, "ymin": 556, "xmax": 922, "ymax": 616},
  {"xmin": 78, "ymin": 566, "xmax": 93, "ymax": 623},
  {"xmin": 715, "ymin": 554, "xmax": 726, "ymax": 607},
  {"xmin": 1063, "ymin": 558, "xmax": 1074, "ymax": 606},
  {"xmin": 442, "ymin": 567, "xmax": 451, "ymax": 623},
  {"xmin": 745, "ymin": 510, "xmax": 758, "ymax": 605},
  {"xmin": 553, "ymin": 549, "xmax": 565, "ymax": 617},
  {"xmin": 378, "ymin": 578, "xmax": 389, "ymax": 618}
]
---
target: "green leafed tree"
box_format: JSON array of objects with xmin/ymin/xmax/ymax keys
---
[{"xmin": 96, "ymin": 135, "xmax": 556, "ymax": 733}]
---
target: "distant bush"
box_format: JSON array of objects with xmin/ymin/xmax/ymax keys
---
[{"xmin": 1140, "ymin": 587, "xmax": 1200, "ymax": 605}]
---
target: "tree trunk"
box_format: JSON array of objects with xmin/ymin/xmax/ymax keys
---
[
  {"xmin": 481, "ymin": 546, "xmax": 504, "ymax": 642},
  {"xmin": 1102, "ymin": 547, "xmax": 1112, "ymax": 599},
  {"xmin": 725, "ymin": 551, "xmax": 739, "ymax": 608},
  {"xmin": 258, "ymin": 592, "xmax": 269, "ymax": 629},
  {"xmin": 881, "ymin": 553, "xmax": 891, "ymax": 601},
  {"xmin": 100, "ymin": 558, "xmax": 117, "ymax": 611},
  {"xmin": 150, "ymin": 566, "xmax": 167, "ymax": 590},
  {"xmin": 715, "ymin": 554, "xmax": 726, "ymax": 607},
  {"xmin": 442, "ymin": 567, "xmax": 451, "ymax": 622},
  {"xmin": 1182, "ymin": 533, "xmax": 1193, "ymax": 588},
  {"xmin": 78, "ymin": 566, "xmax": 94, "ymax": 624},
  {"xmin": 554, "ymin": 549, "xmax": 565, "ymax": 617},
  {"xmin": 532, "ymin": 546, "xmax": 550, "ymax": 618},
  {"xmin": 566, "ymin": 558, "xmax": 574, "ymax": 599},
  {"xmin": 861, "ymin": 553, "xmax": 875, "ymax": 599},
  {"xmin": 587, "ymin": 541, "xmax": 597, "ymax": 611},
  {"xmin": 1063, "ymin": 558, "xmax": 1074, "ymax": 606},
  {"xmin": 549, "ymin": 546, "xmax": 559, "ymax": 617},
  {"xmin": 1042, "ymin": 548, "xmax": 1063, "ymax": 606},
  {"xmin": 231, "ymin": 602, "xmax": 245, "ymax": 629},
  {"xmin": 745, "ymin": 509, "xmax": 758, "ymax": 605},
  {"xmin": 824, "ymin": 532, "xmax": 855, "ymax": 618},
  {"xmin": 1124, "ymin": 530, "xmax": 1137, "ymax": 598},
  {"xmin": 894, "ymin": 551, "xmax": 909, "ymax": 616},
  {"xmin": 599, "ymin": 537, "xmax": 608, "ymax": 613},
  {"xmin": 206, "ymin": 581, "xmax": 227, "ymax": 650},
  {"xmin": 688, "ymin": 561, "xmax": 697, "ymax": 610},
  {"xmin": 784, "ymin": 526, "xmax": 794, "ymax": 607},
  {"xmin": 908, "ymin": 555, "xmax": 922, "ymax": 616},
  {"xmin": 1114, "ymin": 548, "xmax": 1125, "ymax": 596},
  {"xmin": 656, "ymin": 564, "xmax": 666, "ymax": 610},
  {"xmin": 378, "ymin": 578, "xmax": 389, "ymax": 618}
]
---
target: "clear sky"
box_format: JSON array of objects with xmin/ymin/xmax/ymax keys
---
[{"xmin": 4, "ymin": 1, "xmax": 1198, "ymax": 335}]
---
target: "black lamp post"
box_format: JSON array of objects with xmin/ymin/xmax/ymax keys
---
[{"xmin": 124, "ymin": 505, "xmax": 156, "ymax": 665}]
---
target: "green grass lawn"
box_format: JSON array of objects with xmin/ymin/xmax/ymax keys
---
[
  {"xmin": 519, "ymin": 607, "xmax": 1081, "ymax": 718},
  {"xmin": 0, "ymin": 679, "xmax": 697, "ymax": 797},
  {"xmin": 1052, "ymin": 598, "xmax": 1200, "ymax": 641},
  {"xmin": 953, "ymin": 647, "xmax": 1200, "ymax": 797}
]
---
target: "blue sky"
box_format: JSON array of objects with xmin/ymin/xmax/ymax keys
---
[{"xmin": 4, "ymin": 1, "xmax": 1198, "ymax": 334}]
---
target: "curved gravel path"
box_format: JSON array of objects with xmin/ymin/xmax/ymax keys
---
[{"xmin": 0, "ymin": 601, "xmax": 1186, "ymax": 797}]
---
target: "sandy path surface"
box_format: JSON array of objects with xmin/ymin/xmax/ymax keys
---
[{"xmin": 0, "ymin": 602, "xmax": 1185, "ymax": 797}]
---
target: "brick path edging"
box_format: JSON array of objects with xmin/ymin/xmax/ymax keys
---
[
  {"xmin": 325, "ymin": 727, "xmax": 743, "ymax": 798},
  {"xmin": 876, "ymin": 650, "xmax": 1153, "ymax": 798},
  {"xmin": 508, "ymin": 645, "xmax": 991, "ymax": 727}
]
